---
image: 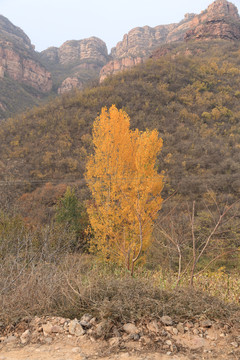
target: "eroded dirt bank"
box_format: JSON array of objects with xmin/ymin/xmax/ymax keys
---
[{"xmin": 0, "ymin": 315, "xmax": 240, "ymax": 359}]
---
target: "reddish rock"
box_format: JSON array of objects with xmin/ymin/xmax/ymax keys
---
[
  {"xmin": 185, "ymin": 0, "xmax": 240, "ymax": 41},
  {"xmin": 0, "ymin": 42, "xmax": 52, "ymax": 92},
  {"xmin": 41, "ymin": 37, "xmax": 108, "ymax": 66},
  {"xmin": 100, "ymin": 0, "xmax": 240, "ymax": 81},
  {"xmin": 100, "ymin": 57, "xmax": 143, "ymax": 82}
]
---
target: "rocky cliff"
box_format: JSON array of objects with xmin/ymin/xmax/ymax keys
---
[
  {"xmin": 40, "ymin": 37, "xmax": 109, "ymax": 93},
  {"xmin": 0, "ymin": 16, "xmax": 52, "ymax": 93},
  {"xmin": 0, "ymin": 15, "xmax": 33, "ymax": 50},
  {"xmin": 0, "ymin": 0, "xmax": 240, "ymax": 118},
  {"xmin": 100, "ymin": 0, "xmax": 240, "ymax": 82},
  {"xmin": 57, "ymin": 77, "xmax": 83, "ymax": 94},
  {"xmin": 0, "ymin": 42, "xmax": 52, "ymax": 92},
  {"xmin": 41, "ymin": 37, "xmax": 108, "ymax": 66},
  {"xmin": 0, "ymin": 15, "xmax": 110, "ymax": 117},
  {"xmin": 185, "ymin": 0, "xmax": 240, "ymax": 41}
]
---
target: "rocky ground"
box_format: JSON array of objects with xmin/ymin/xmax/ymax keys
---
[{"xmin": 0, "ymin": 314, "xmax": 240, "ymax": 359}]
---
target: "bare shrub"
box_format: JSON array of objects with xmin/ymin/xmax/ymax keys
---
[{"xmin": 1, "ymin": 254, "xmax": 240, "ymax": 329}]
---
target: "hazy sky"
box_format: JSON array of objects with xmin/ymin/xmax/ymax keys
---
[{"xmin": 1, "ymin": 0, "xmax": 240, "ymax": 53}]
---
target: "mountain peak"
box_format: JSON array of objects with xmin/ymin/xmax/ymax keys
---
[
  {"xmin": 0, "ymin": 14, "xmax": 33, "ymax": 49},
  {"xmin": 206, "ymin": 0, "xmax": 239, "ymax": 19},
  {"xmin": 184, "ymin": 0, "xmax": 240, "ymax": 41}
]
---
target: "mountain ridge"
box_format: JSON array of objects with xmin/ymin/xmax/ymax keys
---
[
  {"xmin": 0, "ymin": 0, "xmax": 239, "ymax": 118},
  {"xmin": 100, "ymin": 0, "xmax": 240, "ymax": 81}
]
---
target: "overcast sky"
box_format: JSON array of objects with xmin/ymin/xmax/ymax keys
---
[{"xmin": 1, "ymin": 0, "xmax": 240, "ymax": 53}]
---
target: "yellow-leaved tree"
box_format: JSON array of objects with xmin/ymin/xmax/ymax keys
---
[{"xmin": 85, "ymin": 105, "xmax": 163, "ymax": 274}]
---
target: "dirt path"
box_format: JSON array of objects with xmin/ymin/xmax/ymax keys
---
[
  {"xmin": 0, "ymin": 336, "xmax": 238, "ymax": 360},
  {"xmin": 0, "ymin": 340, "xmax": 189, "ymax": 360},
  {"xmin": 1, "ymin": 315, "xmax": 239, "ymax": 359}
]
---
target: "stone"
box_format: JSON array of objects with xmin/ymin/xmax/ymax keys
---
[
  {"xmin": 161, "ymin": 316, "xmax": 173, "ymax": 326},
  {"xmin": 95, "ymin": 321, "xmax": 108, "ymax": 337},
  {"xmin": 68, "ymin": 319, "xmax": 77, "ymax": 335},
  {"xmin": 51, "ymin": 325, "xmax": 64, "ymax": 333},
  {"xmin": 172, "ymin": 328, "xmax": 178, "ymax": 335},
  {"xmin": 123, "ymin": 323, "xmax": 138, "ymax": 334},
  {"xmin": 20, "ymin": 329, "xmax": 31, "ymax": 344},
  {"xmin": 161, "ymin": 330, "xmax": 169, "ymax": 337},
  {"xmin": 80, "ymin": 314, "xmax": 93, "ymax": 323},
  {"xmin": 176, "ymin": 323, "xmax": 185, "ymax": 334},
  {"xmin": 59, "ymin": 318, "xmax": 67, "ymax": 325},
  {"xmin": 185, "ymin": 321, "xmax": 193, "ymax": 328},
  {"xmin": 68, "ymin": 319, "xmax": 85, "ymax": 336},
  {"xmin": 162, "ymin": 344, "xmax": 169, "ymax": 350},
  {"xmin": 42, "ymin": 323, "xmax": 53, "ymax": 336},
  {"xmin": 130, "ymin": 333, "xmax": 140, "ymax": 341},
  {"xmin": 147, "ymin": 320, "xmax": 159, "ymax": 333},
  {"xmin": 89, "ymin": 317, "xmax": 97, "ymax": 326},
  {"xmin": 200, "ymin": 320, "xmax": 212, "ymax": 328},
  {"xmin": 166, "ymin": 340, "xmax": 172, "ymax": 346},
  {"xmin": 231, "ymin": 342, "xmax": 238, "ymax": 348}
]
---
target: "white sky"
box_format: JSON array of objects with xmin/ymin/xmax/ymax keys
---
[{"xmin": 0, "ymin": 0, "xmax": 240, "ymax": 53}]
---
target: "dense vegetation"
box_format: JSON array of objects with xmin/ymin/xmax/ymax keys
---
[
  {"xmin": 1, "ymin": 40, "xmax": 240, "ymax": 196},
  {"xmin": 0, "ymin": 76, "xmax": 50, "ymax": 119},
  {"xmin": 1, "ymin": 39, "xmax": 240, "ymax": 329},
  {"xmin": 0, "ymin": 39, "xmax": 240, "ymax": 279}
]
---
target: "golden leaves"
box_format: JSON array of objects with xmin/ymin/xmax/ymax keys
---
[{"xmin": 85, "ymin": 105, "xmax": 163, "ymax": 270}]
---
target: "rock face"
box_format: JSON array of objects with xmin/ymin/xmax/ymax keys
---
[
  {"xmin": 58, "ymin": 77, "xmax": 83, "ymax": 95},
  {"xmin": 0, "ymin": 15, "xmax": 52, "ymax": 93},
  {"xmin": 100, "ymin": 57, "xmax": 144, "ymax": 82},
  {"xmin": 111, "ymin": 25, "xmax": 176, "ymax": 59},
  {"xmin": 99, "ymin": 24, "xmax": 178, "ymax": 82},
  {"xmin": 42, "ymin": 37, "xmax": 108, "ymax": 66},
  {"xmin": 0, "ymin": 15, "xmax": 33, "ymax": 50},
  {"xmin": 41, "ymin": 37, "xmax": 109, "ymax": 93},
  {"xmin": 185, "ymin": 0, "xmax": 240, "ymax": 41},
  {"xmin": 185, "ymin": 19, "xmax": 240, "ymax": 41},
  {"xmin": 0, "ymin": 0, "xmax": 239, "ymax": 115},
  {"xmin": 0, "ymin": 42, "xmax": 52, "ymax": 92},
  {"xmin": 100, "ymin": 0, "xmax": 240, "ymax": 82}
]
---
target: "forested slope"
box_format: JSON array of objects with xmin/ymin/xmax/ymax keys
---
[{"xmin": 1, "ymin": 40, "xmax": 240, "ymax": 212}]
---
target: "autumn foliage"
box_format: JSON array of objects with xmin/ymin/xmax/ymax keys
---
[{"xmin": 85, "ymin": 105, "xmax": 163, "ymax": 273}]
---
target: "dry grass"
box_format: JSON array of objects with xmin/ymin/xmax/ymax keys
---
[{"xmin": 0, "ymin": 254, "xmax": 240, "ymax": 329}]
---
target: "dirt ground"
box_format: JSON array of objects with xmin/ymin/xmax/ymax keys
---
[
  {"xmin": 0, "ymin": 333, "xmax": 240, "ymax": 360},
  {"xmin": 1, "ymin": 315, "xmax": 240, "ymax": 360}
]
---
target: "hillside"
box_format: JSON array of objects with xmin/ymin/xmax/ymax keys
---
[{"xmin": 0, "ymin": 39, "xmax": 240, "ymax": 214}]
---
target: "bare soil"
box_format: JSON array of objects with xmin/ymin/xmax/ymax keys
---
[{"xmin": 1, "ymin": 325, "xmax": 240, "ymax": 360}]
